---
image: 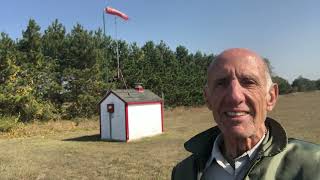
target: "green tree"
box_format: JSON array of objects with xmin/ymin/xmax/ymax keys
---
[
  {"xmin": 316, "ymin": 79, "xmax": 320, "ymax": 90},
  {"xmin": 40, "ymin": 19, "xmax": 67, "ymax": 105},
  {"xmin": 292, "ymin": 76, "xmax": 317, "ymax": 92},
  {"xmin": 272, "ymin": 76, "xmax": 292, "ymax": 94},
  {"xmin": 18, "ymin": 19, "xmax": 42, "ymax": 65},
  {"xmin": 63, "ymin": 24, "xmax": 96, "ymax": 69},
  {"xmin": 0, "ymin": 33, "xmax": 18, "ymax": 84},
  {"xmin": 61, "ymin": 25, "xmax": 118, "ymax": 118},
  {"xmin": 14, "ymin": 19, "xmax": 59, "ymax": 121},
  {"xmin": 42, "ymin": 19, "xmax": 66, "ymax": 67}
]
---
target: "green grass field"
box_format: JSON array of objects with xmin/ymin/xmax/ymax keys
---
[{"xmin": 0, "ymin": 91, "xmax": 319, "ymax": 179}]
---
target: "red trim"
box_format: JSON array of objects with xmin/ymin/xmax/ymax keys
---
[
  {"xmin": 161, "ymin": 102, "xmax": 164, "ymax": 132},
  {"xmin": 125, "ymin": 104, "xmax": 129, "ymax": 141},
  {"xmin": 99, "ymin": 105, "xmax": 102, "ymax": 138},
  {"xmin": 127, "ymin": 101, "xmax": 162, "ymax": 105}
]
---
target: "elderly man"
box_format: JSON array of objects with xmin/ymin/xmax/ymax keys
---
[{"xmin": 171, "ymin": 48, "xmax": 320, "ymax": 180}]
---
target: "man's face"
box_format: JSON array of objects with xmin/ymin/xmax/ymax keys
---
[{"xmin": 205, "ymin": 51, "xmax": 276, "ymax": 138}]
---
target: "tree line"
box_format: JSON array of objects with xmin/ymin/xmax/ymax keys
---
[
  {"xmin": 272, "ymin": 76, "xmax": 320, "ymax": 95},
  {"xmin": 0, "ymin": 19, "xmax": 213, "ymax": 122},
  {"xmin": 1, "ymin": 19, "xmax": 319, "ymax": 123}
]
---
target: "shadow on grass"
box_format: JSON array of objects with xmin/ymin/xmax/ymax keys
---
[
  {"xmin": 63, "ymin": 134, "xmax": 101, "ymax": 142},
  {"xmin": 63, "ymin": 134, "xmax": 125, "ymax": 143}
]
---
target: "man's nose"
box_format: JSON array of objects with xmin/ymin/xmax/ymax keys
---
[{"xmin": 226, "ymin": 79, "xmax": 245, "ymax": 105}]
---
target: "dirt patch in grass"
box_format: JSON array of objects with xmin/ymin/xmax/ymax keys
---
[{"xmin": 0, "ymin": 91, "xmax": 319, "ymax": 179}]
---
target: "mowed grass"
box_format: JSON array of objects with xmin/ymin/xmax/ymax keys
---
[{"xmin": 0, "ymin": 91, "xmax": 319, "ymax": 179}]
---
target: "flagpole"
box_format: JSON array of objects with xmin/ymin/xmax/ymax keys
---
[
  {"xmin": 104, "ymin": 0, "xmax": 108, "ymax": 36},
  {"xmin": 103, "ymin": 9, "xmax": 106, "ymax": 37},
  {"xmin": 102, "ymin": 8, "xmax": 108, "ymax": 83},
  {"xmin": 115, "ymin": 16, "xmax": 120, "ymax": 79},
  {"xmin": 105, "ymin": 6, "xmax": 128, "ymax": 80}
]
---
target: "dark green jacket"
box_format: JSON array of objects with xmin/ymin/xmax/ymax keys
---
[{"xmin": 171, "ymin": 118, "xmax": 320, "ymax": 180}]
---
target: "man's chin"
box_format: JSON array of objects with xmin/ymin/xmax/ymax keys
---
[
  {"xmin": 221, "ymin": 126, "xmax": 254, "ymax": 139},
  {"xmin": 229, "ymin": 131, "xmax": 252, "ymax": 139}
]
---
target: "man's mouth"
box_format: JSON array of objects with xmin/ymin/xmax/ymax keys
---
[{"xmin": 225, "ymin": 111, "xmax": 250, "ymax": 117}]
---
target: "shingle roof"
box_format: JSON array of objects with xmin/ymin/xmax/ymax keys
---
[{"xmin": 104, "ymin": 89, "xmax": 162, "ymax": 103}]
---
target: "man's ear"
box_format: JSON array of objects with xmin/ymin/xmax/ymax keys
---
[
  {"xmin": 267, "ymin": 83, "xmax": 279, "ymax": 111},
  {"xmin": 203, "ymin": 85, "xmax": 213, "ymax": 110}
]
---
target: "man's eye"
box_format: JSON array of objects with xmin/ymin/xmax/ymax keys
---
[
  {"xmin": 241, "ymin": 78, "xmax": 256, "ymax": 86},
  {"xmin": 216, "ymin": 79, "xmax": 228, "ymax": 87}
]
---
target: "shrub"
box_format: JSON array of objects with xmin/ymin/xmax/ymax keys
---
[
  {"xmin": 0, "ymin": 115, "xmax": 19, "ymax": 132},
  {"xmin": 63, "ymin": 94, "xmax": 98, "ymax": 119}
]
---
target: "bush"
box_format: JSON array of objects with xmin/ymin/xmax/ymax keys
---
[
  {"xmin": 63, "ymin": 94, "xmax": 98, "ymax": 119},
  {"xmin": 0, "ymin": 93, "xmax": 59, "ymax": 122},
  {"xmin": 0, "ymin": 116, "xmax": 19, "ymax": 132}
]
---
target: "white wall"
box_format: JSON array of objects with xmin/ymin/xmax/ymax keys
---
[
  {"xmin": 100, "ymin": 93, "xmax": 126, "ymax": 141},
  {"xmin": 127, "ymin": 103, "xmax": 162, "ymax": 140}
]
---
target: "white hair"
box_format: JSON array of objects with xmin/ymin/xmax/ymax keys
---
[{"xmin": 263, "ymin": 61, "xmax": 273, "ymax": 92}]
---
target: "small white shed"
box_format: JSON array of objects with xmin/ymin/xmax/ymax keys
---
[{"xmin": 99, "ymin": 86, "xmax": 163, "ymax": 141}]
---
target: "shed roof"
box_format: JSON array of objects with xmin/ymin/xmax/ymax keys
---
[{"xmin": 101, "ymin": 89, "xmax": 162, "ymax": 103}]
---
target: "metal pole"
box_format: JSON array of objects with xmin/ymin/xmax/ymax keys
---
[
  {"xmin": 104, "ymin": 0, "xmax": 108, "ymax": 36},
  {"xmin": 103, "ymin": 10, "xmax": 106, "ymax": 36},
  {"xmin": 102, "ymin": 9, "xmax": 108, "ymax": 83},
  {"xmin": 115, "ymin": 16, "xmax": 120, "ymax": 79},
  {"xmin": 109, "ymin": 113, "xmax": 112, "ymax": 139}
]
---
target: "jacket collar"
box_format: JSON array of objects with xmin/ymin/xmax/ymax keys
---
[
  {"xmin": 261, "ymin": 117, "xmax": 288, "ymax": 156},
  {"xmin": 184, "ymin": 117, "xmax": 288, "ymax": 158}
]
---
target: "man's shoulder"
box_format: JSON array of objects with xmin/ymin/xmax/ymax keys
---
[
  {"xmin": 171, "ymin": 127, "xmax": 219, "ymax": 180},
  {"xmin": 171, "ymin": 155, "xmax": 198, "ymax": 180},
  {"xmin": 287, "ymin": 138, "xmax": 320, "ymax": 152},
  {"xmin": 282, "ymin": 138, "xmax": 320, "ymax": 166}
]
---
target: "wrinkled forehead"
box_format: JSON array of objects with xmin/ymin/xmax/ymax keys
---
[{"xmin": 208, "ymin": 49, "xmax": 266, "ymax": 82}]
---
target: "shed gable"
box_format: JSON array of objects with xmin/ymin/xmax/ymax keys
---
[{"xmin": 99, "ymin": 89, "xmax": 162, "ymax": 104}]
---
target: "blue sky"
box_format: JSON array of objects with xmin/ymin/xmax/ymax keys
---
[{"xmin": 1, "ymin": 0, "xmax": 320, "ymax": 82}]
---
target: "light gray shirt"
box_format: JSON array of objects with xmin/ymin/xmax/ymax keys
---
[{"xmin": 202, "ymin": 133, "xmax": 265, "ymax": 180}]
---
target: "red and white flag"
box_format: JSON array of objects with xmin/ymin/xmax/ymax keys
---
[{"xmin": 105, "ymin": 6, "xmax": 129, "ymax": 21}]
